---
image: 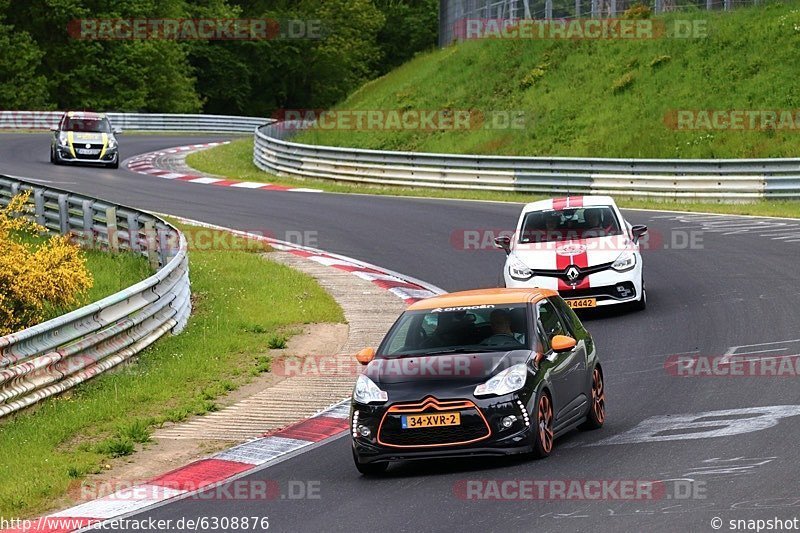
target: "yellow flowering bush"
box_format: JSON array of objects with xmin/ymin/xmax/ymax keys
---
[{"xmin": 0, "ymin": 192, "xmax": 93, "ymax": 335}]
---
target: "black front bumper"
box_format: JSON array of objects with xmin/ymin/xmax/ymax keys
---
[
  {"xmin": 56, "ymin": 146, "xmax": 118, "ymax": 164},
  {"xmin": 352, "ymin": 395, "xmax": 535, "ymax": 464}
]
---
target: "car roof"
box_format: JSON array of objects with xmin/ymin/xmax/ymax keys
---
[
  {"xmin": 521, "ymin": 195, "xmax": 618, "ymax": 214},
  {"xmin": 65, "ymin": 111, "xmax": 106, "ymax": 119},
  {"xmin": 407, "ymin": 288, "xmax": 557, "ymax": 311}
]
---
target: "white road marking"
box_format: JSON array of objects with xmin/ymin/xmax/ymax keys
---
[{"xmin": 589, "ymin": 405, "xmax": 800, "ymax": 446}]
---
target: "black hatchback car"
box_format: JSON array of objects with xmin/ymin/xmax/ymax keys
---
[{"xmin": 350, "ymin": 288, "xmax": 605, "ymax": 475}]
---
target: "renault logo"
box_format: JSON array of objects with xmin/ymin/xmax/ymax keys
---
[{"xmin": 566, "ymin": 266, "xmax": 580, "ymax": 283}]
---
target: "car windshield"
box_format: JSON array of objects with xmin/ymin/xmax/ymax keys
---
[
  {"xmin": 378, "ymin": 304, "xmax": 530, "ymax": 357},
  {"xmin": 63, "ymin": 117, "xmax": 111, "ymax": 133},
  {"xmin": 518, "ymin": 206, "xmax": 622, "ymax": 243}
]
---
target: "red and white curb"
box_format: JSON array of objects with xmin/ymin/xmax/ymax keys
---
[
  {"xmin": 125, "ymin": 142, "xmax": 320, "ymax": 193},
  {"xmin": 4, "ymin": 219, "xmax": 443, "ymax": 532}
]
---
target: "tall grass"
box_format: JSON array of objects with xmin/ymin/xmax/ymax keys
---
[{"xmin": 294, "ymin": 2, "xmax": 800, "ymax": 158}]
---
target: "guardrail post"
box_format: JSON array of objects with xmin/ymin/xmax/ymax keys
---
[
  {"xmin": 82, "ymin": 199, "xmax": 94, "ymax": 248},
  {"xmin": 34, "ymin": 189, "xmax": 45, "ymax": 226},
  {"xmin": 144, "ymin": 220, "xmax": 159, "ymax": 270},
  {"xmin": 106, "ymin": 206, "xmax": 119, "ymax": 252},
  {"xmin": 57, "ymin": 194, "xmax": 69, "ymax": 234},
  {"xmin": 127, "ymin": 212, "xmax": 140, "ymax": 252}
]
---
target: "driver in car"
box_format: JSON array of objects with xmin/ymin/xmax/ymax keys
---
[
  {"xmin": 584, "ymin": 208, "xmax": 613, "ymax": 236},
  {"xmin": 481, "ymin": 309, "xmax": 524, "ymax": 347}
]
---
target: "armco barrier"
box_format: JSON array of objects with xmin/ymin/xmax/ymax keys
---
[
  {"xmin": 0, "ymin": 175, "xmax": 190, "ymax": 417},
  {"xmin": 0, "ymin": 111, "xmax": 267, "ymax": 133},
  {"xmin": 253, "ymin": 121, "xmax": 800, "ymax": 201}
]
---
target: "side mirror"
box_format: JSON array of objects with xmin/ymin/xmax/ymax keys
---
[
  {"xmin": 631, "ymin": 224, "xmax": 648, "ymax": 243},
  {"xmin": 113, "ymin": 128, "xmax": 123, "ymax": 135},
  {"xmin": 49, "ymin": 126, "xmax": 58, "ymax": 132},
  {"xmin": 355, "ymin": 347, "xmax": 375, "ymax": 365},
  {"xmin": 551, "ymin": 335, "xmax": 577, "ymax": 353},
  {"xmin": 494, "ymin": 235, "xmax": 511, "ymax": 255}
]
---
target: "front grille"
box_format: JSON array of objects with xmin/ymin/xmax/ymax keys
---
[
  {"xmin": 378, "ymin": 397, "xmax": 491, "ymax": 448},
  {"xmin": 561, "ymin": 282, "xmax": 636, "ymax": 300},
  {"xmin": 535, "ymin": 261, "xmax": 614, "ymax": 284},
  {"xmin": 73, "ymin": 143, "xmax": 104, "ymax": 160}
]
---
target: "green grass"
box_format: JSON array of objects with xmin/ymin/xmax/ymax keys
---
[
  {"xmin": 186, "ymin": 137, "xmax": 800, "ymax": 218},
  {"xmin": 291, "ymin": 2, "xmax": 800, "ymax": 159},
  {"xmin": 0, "ymin": 222, "xmax": 344, "ymax": 518}
]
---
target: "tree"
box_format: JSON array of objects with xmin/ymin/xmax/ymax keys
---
[{"xmin": 0, "ymin": 0, "xmax": 50, "ymax": 109}]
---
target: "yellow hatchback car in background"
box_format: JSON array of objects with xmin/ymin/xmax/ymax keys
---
[{"xmin": 50, "ymin": 111, "xmax": 121, "ymax": 169}]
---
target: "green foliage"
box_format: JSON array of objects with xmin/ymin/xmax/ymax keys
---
[
  {"xmin": 94, "ymin": 437, "xmax": 135, "ymax": 458},
  {"xmin": 372, "ymin": 0, "xmax": 439, "ymax": 72},
  {"xmin": 623, "ymin": 3, "xmax": 653, "ymax": 19},
  {"xmin": 268, "ymin": 334, "xmax": 287, "ymax": 349},
  {"xmin": 649, "ymin": 54, "xmax": 672, "ymax": 68},
  {"xmin": 0, "ymin": 0, "xmax": 439, "ymax": 115},
  {"xmin": 293, "ymin": 3, "xmax": 800, "ymax": 159},
  {"xmin": 611, "ymin": 71, "xmax": 636, "ymax": 93}
]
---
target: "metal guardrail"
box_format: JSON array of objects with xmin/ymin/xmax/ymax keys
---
[
  {"xmin": 0, "ymin": 111, "xmax": 267, "ymax": 133},
  {"xmin": 0, "ymin": 175, "xmax": 190, "ymax": 417},
  {"xmin": 253, "ymin": 122, "xmax": 800, "ymax": 201}
]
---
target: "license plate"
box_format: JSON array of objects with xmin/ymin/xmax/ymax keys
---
[
  {"xmin": 77, "ymin": 148, "xmax": 100, "ymax": 155},
  {"xmin": 401, "ymin": 412, "xmax": 461, "ymax": 429},
  {"xmin": 566, "ymin": 298, "xmax": 597, "ymax": 309}
]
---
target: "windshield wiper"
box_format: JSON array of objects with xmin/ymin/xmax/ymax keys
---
[{"xmin": 421, "ymin": 347, "xmax": 493, "ymax": 356}]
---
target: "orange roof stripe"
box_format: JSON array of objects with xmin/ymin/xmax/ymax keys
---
[{"xmin": 407, "ymin": 288, "xmax": 557, "ymax": 310}]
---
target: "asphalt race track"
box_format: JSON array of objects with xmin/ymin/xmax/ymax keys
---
[{"xmin": 2, "ymin": 133, "xmax": 799, "ymax": 533}]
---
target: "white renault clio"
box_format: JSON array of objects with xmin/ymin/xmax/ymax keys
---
[{"xmin": 495, "ymin": 195, "xmax": 648, "ymax": 310}]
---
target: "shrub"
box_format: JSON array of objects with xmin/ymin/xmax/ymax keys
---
[
  {"xmin": 650, "ymin": 54, "xmax": 672, "ymax": 68},
  {"xmin": 268, "ymin": 334, "xmax": 288, "ymax": 349},
  {"xmin": 520, "ymin": 65, "xmax": 548, "ymax": 88},
  {"xmin": 0, "ymin": 193, "xmax": 93, "ymax": 335},
  {"xmin": 611, "ymin": 71, "xmax": 636, "ymax": 93},
  {"xmin": 622, "ymin": 3, "xmax": 652, "ymax": 19}
]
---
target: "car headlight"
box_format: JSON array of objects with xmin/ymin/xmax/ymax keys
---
[
  {"xmin": 474, "ymin": 363, "xmax": 528, "ymax": 397},
  {"xmin": 611, "ymin": 251, "xmax": 636, "ymax": 272},
  {"xmin": 58, "ymin": 133, "xmax": 69, "ymax": 145},
  {"xmin": 107, "ymin": 138, "xmax": 117, "ymax": 149},
  {"xmin": 508, "ymin": 255, "xmax": 534, "ymax": 281},
  {"xmin": 353, "ymin": 374, "xmax": 388, "ymax": 404}
]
